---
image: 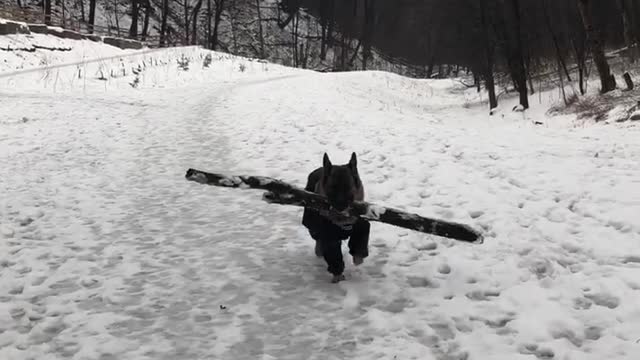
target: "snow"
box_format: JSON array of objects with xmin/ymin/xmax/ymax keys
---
[
  {"xmin": 365, "ymin": 205, "xmax": 386, "ymax": 220},
  {"xmin": 1, "ymin": 34, "xmax": 640, "ymax": 360}
]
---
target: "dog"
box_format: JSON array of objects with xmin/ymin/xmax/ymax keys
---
[{"xmin": 301, "ymin": 152, "xmax": 370, "ymax": 283}]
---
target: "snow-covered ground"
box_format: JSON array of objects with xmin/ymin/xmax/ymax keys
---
[{"xmin": 1, "ymin": 35, "xmax": 640, "ymax": 360}]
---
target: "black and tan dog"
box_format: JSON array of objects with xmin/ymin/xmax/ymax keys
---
[{"xmin": 302, "ymin": 152, "xmax": 370, "ymax": 283}]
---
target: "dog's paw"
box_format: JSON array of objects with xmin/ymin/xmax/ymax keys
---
[{"xmin": 331, "ymin": 274, "xmax": 346, "ymax": 283}]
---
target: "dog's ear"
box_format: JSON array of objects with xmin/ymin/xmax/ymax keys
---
[
  {"xmin": 348, "ymin": 152, "xmax": 357, "ymax": 171},
  {"xmin": 323, "ymin": 153, "xmax": 333, "ymax": 174}
]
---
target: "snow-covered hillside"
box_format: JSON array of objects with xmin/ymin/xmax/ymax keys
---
[{"xmin": 1, "ymin": 35, "xmax": 639, "ymax": 360}]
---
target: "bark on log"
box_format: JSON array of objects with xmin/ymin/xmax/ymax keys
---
[
  {"xmin": 185, "ymin": 168, "xmax": 484, "ymax": 244},
  {"xmin": 623, "ymin": 72, "xmax": 634, "ymax": 90}
]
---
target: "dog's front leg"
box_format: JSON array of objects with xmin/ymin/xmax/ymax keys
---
[{"xmin": 319, "ymin": 237, "xmax": 345, "ymax": 283}]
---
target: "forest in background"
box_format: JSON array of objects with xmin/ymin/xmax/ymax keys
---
[{"xmin": 3, "ymin": 0, "xmax": 640, "ymax": 112}]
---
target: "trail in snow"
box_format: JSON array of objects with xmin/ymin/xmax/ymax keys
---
[{"xmin": 1, "ymin": 41, "xmax": 640, "ymax": 360}]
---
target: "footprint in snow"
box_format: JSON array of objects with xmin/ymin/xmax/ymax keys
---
[
  {"xmin": 573, "ymin": 297, "xmax": 593, "ymax": 310},
  {"xmin": 10, "ymin": 307, "xmax": 26, "ymax": 320},
  {"xmin": 379, "ymin": 297, "xmax": 414, "ymax": 314},
  {"xmin": 437, "ymin": 263, "xmax": 452, "ymax": 275},
  {"xmin": 550, "ymin": 327, "xmax": 583, "ymax": 347},
  {"xmin": 470, "ymin": 315, "xmax": 515, "ymax": 329},
  {"xmin": 622, "ymin": 255, "xmax": 640, "ymax": 264},
  {"xmin": 406, "ymin": 276, "xmax": 440, "ymax": 289},
  {"xmin": 518, "ymin": 344, "xmax": 555, "ymax": 359},
  {"xmin": 584, "ymin": 326, "xmax": 603, "ymax": 340},
  {"xmin": 584, "ymin": 293, "xmax": 620, "ymax": 309},
  {"xmin": 9, "ymin": 284, "xmax": 24, "ymax": 295},
  {"xmin": 465, "ymin": 289, "xmax": 500, "ymax": 301},
  {"xmin": 429, "ymin": 322, "xmax": 456, "ymax": 340},
  {"xmin": 416, "ymin": 242, "xmax": 438, "ymax": 251}
]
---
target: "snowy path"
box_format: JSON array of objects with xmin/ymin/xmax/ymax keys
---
[{"xmin": 1, "ymin": 63, "xmax": 640, "ymax": 360}]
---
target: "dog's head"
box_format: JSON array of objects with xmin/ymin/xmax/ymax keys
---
[{"xmin": 320, "ymin": 152, "xmax": 363, "ymax": 212}]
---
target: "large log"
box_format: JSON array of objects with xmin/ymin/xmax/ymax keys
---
[{"xmin": 185, "ymin": 168, "xmax": 484, "ymax": 244}]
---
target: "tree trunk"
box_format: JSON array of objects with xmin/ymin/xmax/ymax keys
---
[
  {"xmin": 79, "ymin": 0, "xmax": 85, "ymax": 22},
  {"xmin": 632, "ymin": 0, "xmax": 640, "ymax": 51},
  {"xmin": 293, "ymin": 12, "xmax": 299, "ymax": 66},
  {"xmin": 348, "ymin": 40, "xmax": 362, "ymax": 68},
  {"xmin": 231, "ymin": 0, "xmax": 239, "ymax": 50},
  {"xmin": 184, "ymin": 0, "xmax": 190, "ymax": 45},
  {"xmin": 526, "ymin": 49, "xmax": 535, "ymax": 95},
  {"xmin": 88, "ymin": 0, "xmax": 96, "ymax": 32},
  {"xmin": 479, "ymin": 0, "xmax": 497, "ymax": 110},
  {"xmin": 184, "ymin": 168, "xmax": 484, "ymax": 244},
  {"xmin": 129, "ymin": 0, "xmax": 139, "ymax": 39},
  {"xmin": 62, "ymin": 0, "xmax": 66, "ymax": 27},
  {"xmin": 623, "ymin": 72, "xmax": 634, "ymax": 90},
  {"xmin": 573, "ymin": 37, "xmax": 587, "ymax": 94},
  {"xmin": 568, "ymin": 2, "xmax": 588, "ymax": 95},
  {"xmin": 141, "ymin": 0, "xmax": 151, "ymax": 41},
  {"xmin": 543, "ymin": 0, "xmax": 572, "ymax": 81},
  {"xmin": 207, "ymin": 0, "xmax": 212, "ymax": 48},
  {"xmin": 326, "ymin": 0, "xmax": 334, "ymax": 47},
  {"xmin": 319, "ymin": 0, "xmax": 333, "ymax": 61},
  {"xmin": 160, "ymin": 0, "xmax": 169, "ymax": 46},
  {"xmin": 44, "ymin": 0, "xmax": 52, "ymax": 25},
  {"xmin": 577, "ymin": 0, "xmax": 616, "ymax": 93},
  {"xmin": 256, "ymin": 0, "xmax": 265, "ymax": 58},
  {"xmin": 340, "ymin": 32, "xmax": 349, "ymax": 70},
  {"xmin": 211, "ymin": 0, "xmax": 225, "ymax": 50},
  {"xmin": 191, "ymin": 0, "xmax": 203, "ymax": 45},
  {"xmin": 114, "ymin": 0, "xmax": 121, "ymax": 36},
  {"xmin": 618, "ymin": 0, "xmax": 636, "ymax": 61},
  {"xmin": 509, "ymin": 0, "xmax": 529, "ymax": 109},
  {"xmin": 303, "ymin": 16, "xmax": 311, "ymax": 68},
  {"xmin": 361, "ymin": 0, "xmax": 374, "ymax": 70}
]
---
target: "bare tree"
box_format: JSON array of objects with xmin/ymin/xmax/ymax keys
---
[
  {"xmin": 256, "ymin": 0, "xmax": 266, "ymax": 58},
  {"xmin": 618, "ymin": 0, "xmax": 638, "ymax": 60},
  {"xmin": 543, "ymin": 0, "xmax": 572, "ymax": 81},
  {"xmin": 113, "ymin": 0, "xmax": 121, "ymax": 36},
  {"xmin": 183, "ymin": 0, "xmax": 191, "ymax": 44},
  {"xmin": 44, "ymin": 0, "xmax": 52, "ymax": 25},
  {"xmin": 210, "ymin": 0, "xmax": 225, "ymax": 50},
  {"xmin": 79, "ymin": 0, "xmax": 85, "ymax": 22},
  {"xmin": 577, "ymin": 0, "xmax": 616, "ymax": 93},
  {"xmin": 160, "ymin": 0, "xmax": 169, "ymax": 46},
  {"xmin": 506, "ymin": 0, "xmax": 529, "ymax": 109},
  {"xmin": 129, "ymin": 0, "xmax": 140, "ymax": 39},
  {"xmin": 479, "ymin": 0, "xmax": 498, "ymax": 110},
  {"xmin": 88, "ymin": 0, "xmax": 96, "ymax": 32},
  {"xmin": 62, "ymin": 0, "xmax": 66, "ymax": 27},
  {"xmin": 191, "ymin": 0, "xmax": 204, "ymax": 44},
  {"xmin": 141, "ymin": 0, "xmax": 152, "ymax": 40},
  {"xmin": 361, "ymin": 0, "xmax": 374, "ymax": 70}
]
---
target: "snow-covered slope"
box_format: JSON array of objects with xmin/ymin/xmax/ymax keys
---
[{"xmin": 1, "ymin": 35, "xmax": 639, "ymax": 360}]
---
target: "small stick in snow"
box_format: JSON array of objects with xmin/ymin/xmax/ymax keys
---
[{"xmin": 185, "ymin": 168, "xmax": 484, "ymax": 244}]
